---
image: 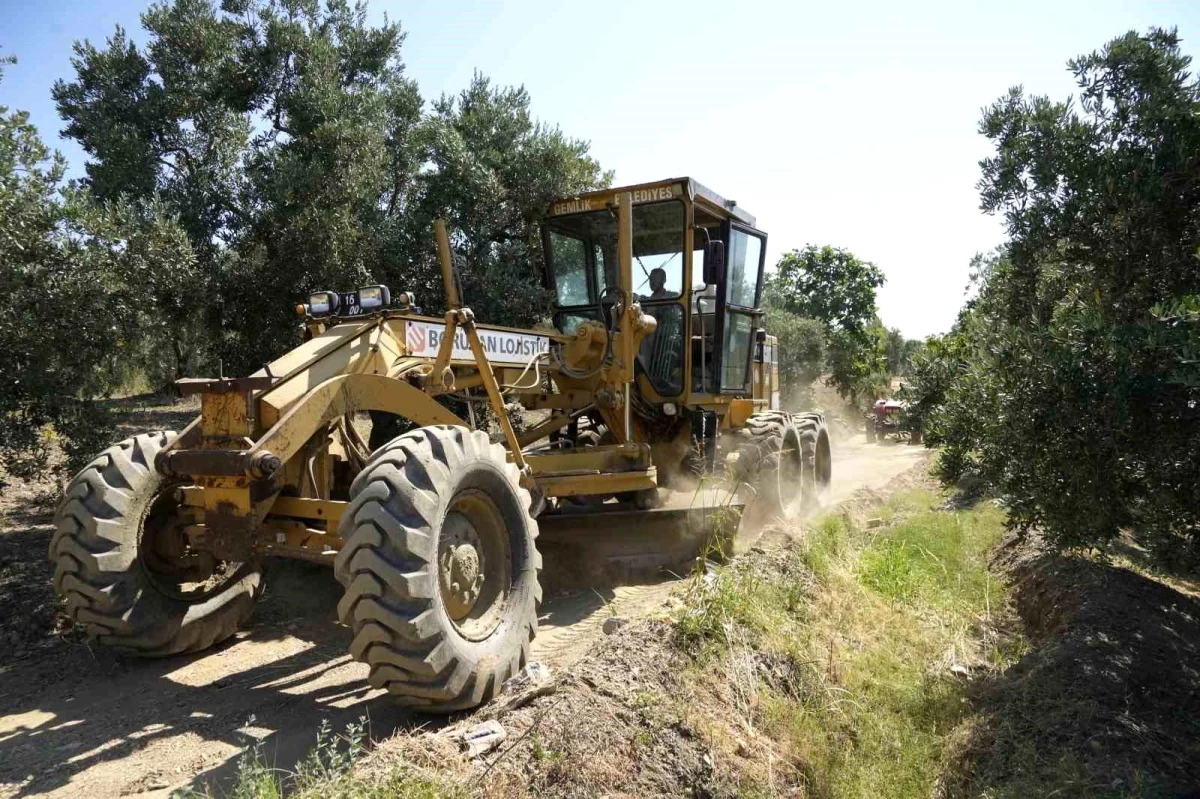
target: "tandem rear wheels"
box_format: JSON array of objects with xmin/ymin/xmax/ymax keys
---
[
  {"xmin": 742, "ymin": 412, "xmax": 805, "ymax": 524},
  {"xmin": 740, "ymin": 411, "xmax": 831, "ymax": 524}
]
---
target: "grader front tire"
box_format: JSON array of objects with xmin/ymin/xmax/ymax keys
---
[
  {"xmin": 335, "ymin": 425, "xmax": 542, "ymax": 713},
  {"xmin": 48, "ymin": 431, "xmax": 262, "ymax": 656}
]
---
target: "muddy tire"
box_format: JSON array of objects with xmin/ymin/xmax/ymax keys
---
[
  {"xmin": 335, "ymin": 425, "xmax": 542, "ymax": 713},
  {"xmin": 740, "ymin": 412, "xmax": 804, "ymax": 522},
  {"xmin": 795, "ymin": 412, "xmax": 832, "ymax": 513},
  {"xmin": 48, "ymin": 431, "xmax": 262, "ymax": 656}
]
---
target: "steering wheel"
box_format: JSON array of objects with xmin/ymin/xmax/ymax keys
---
[{"xmin": 598, "ymin": 285, "xmax": 623, "ymax": 331}]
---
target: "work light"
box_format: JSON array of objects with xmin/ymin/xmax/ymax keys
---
[
  {"xmin": 357, "ymin": 285, "xmax": 390, "ymax": 310},
  {"xmin": 309, "ymin": 291, "xmax": 338, "ymax": 316}
]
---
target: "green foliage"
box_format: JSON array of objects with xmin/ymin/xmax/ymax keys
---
[
  {"xmin": 51, "ymin": 0, "xmax": 608, "ymax": 376},
  {"xmin": 396, "ymin": 73, "xmax": 610, "ymax": 331},
  {"xmin": 765, "ymin": 244, "xmax": 887, "ymax": 404},
  {"xmin": 674, "ymin": 562, "xmax": 764, "ymax": 656},
  {"xmin": 884, "ymin": 328, "xmax": 921, "ymax": 376},
  {"xmin": 884, "ymin": 327, "xmax": 904, "ymax": 375},
  {"xmin": 0, "ymin": 57, "xmax": 200, "ymax": 481},
  {"xmin": 215, "ymin": 0, "xmax": 425, "ymax": 369},
  {"xmin": 763, "ymin": 306, "xmax": 825, "ymax": 406},
  {"xmin": 4, "ymin": 0, "xmax": 608, "ymax": 483},
  {"xmin": 180, "ymin": 715, "xmax": 461, "ymax": 799},
  {"xmin": 897, "ymin": 305, "xmax": 980, "ymax": 441},
  {"xmin": 859, "ymin": 498, "xmax": 1007, "ymax": 612},
  {"xmin": 910, "ymin": 29, "xmax": 1200, "ymax": 565},
  {"xmin": 76, "ymin": 193, "xmax": 207, "ymax": 390},
  {"xmin": 767, "ymin": 245, "xmax": 885, "ymax": 335},
  {"xmin": 779, "ymin": 492, "xmax": 1016, "ymax": 799},
  {"xmin": 293, "ymin": 717, "xmax": 368, "ymax": 787},
  {"xmin": 673, "ymin": 489, "xmax": 1018, "ymax": 799},
  {"xmin": 219, "ymin": 735, "xmax": 281, "ymax": 799},
  {"xmin": 825, "ymin": 318, "xmax": 891, "ymax": 406}
]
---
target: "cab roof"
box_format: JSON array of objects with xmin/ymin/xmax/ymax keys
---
[{"xmin": 547, "ymin": 177, "xmax": 757, "ymax": 229}]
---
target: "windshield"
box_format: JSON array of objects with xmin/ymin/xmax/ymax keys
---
[{"xmin": 545, "ymin": 200, "xmax": 686, "ymax": 308}]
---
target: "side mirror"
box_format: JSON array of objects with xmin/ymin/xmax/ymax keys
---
[{"xmin": 703, "ymin": 240, "xmax": 725, "ymax": 286}]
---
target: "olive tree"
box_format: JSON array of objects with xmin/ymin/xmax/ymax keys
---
[
  {"xmin": 766, "ymin": 244, "xmax": 887, "ymax": 403},
  {"xmin": 763, "ymin": 307, "xmax": 825, "ymax": 408},
  {"xmin": 1, "ymin": 57, "xmax": 194, "ymax": 482},
  {"xmin": 54, "ymin": 0, "xmax": 609, "ymax": 377},
  {"xmin": 915, "ymin": 29, "xmax": 1200, "ymax": 564}
]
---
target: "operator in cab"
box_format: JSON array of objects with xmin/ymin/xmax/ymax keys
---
[{"xmin": 643, "ymin": 267, "xmax": 670, "ymax": 301}]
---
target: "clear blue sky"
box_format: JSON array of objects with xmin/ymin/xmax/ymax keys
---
[{"xmin": 3, "ymin": 0, "xmax": 1197, "ymax": 338}]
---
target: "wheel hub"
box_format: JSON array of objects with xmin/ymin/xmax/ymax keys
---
[
  {"xmin": 139, "ymin": 483, "xmax": 229, "ymax": 601},
  {"xmin": 439, "ymin": 513, "xmax": 486, "ymax": 620}
]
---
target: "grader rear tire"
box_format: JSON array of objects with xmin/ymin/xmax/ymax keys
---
[
  {"xmin": 741, "ymin": 412, "xmax": 805, "ymax": 523},
  {"xmin": 335, "ymin": 425, "xmax": 542, "ymax": 713},
  {"xmin": 48, "ymin": 431, "xmax": 261, "ymax": 656}
]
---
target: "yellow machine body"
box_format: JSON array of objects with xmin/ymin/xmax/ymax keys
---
[{"xmin": 155, "ymin": 179, "xmax": 795, "ymax": 568}]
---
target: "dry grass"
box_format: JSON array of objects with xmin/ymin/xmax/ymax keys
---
[
  {"xmin": 322, "ymin": 619, "xmax": 789, "ymax": 798},
  {"xmin": 178, "ymin": 716, "xmax": 464, "ymax": 799}
]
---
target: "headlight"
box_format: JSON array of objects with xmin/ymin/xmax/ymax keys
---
[
  {"xmin": 357, "ymin": 285, "xmax": 390, "ymax": 310},
  {"xmin": 309, "ymin": 291, "xmax": 338, "ymax": 316}
]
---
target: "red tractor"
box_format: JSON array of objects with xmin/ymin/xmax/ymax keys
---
[{"xmin": 867, "ymin": 398, "xmax": 919, "ymax": 443}]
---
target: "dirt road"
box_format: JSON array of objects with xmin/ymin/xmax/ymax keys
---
[{"xmin": 0, "ymin": 435, "xmax": 926, "ymax": 798}]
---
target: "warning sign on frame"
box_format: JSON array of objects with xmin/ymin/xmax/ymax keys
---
[{"xmin": 404, "ymin": 321, "xmax": 550, "ymax": 367}]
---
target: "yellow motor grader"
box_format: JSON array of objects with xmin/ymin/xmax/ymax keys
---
[{"xmin": 49, "ymin": 178, "xmax": 831, "ymax": 712}]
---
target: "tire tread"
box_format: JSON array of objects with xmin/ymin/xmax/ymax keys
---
[
  {"xmin": 335, "ymin": 425, "xmax": 541, "ymax": 712},
  {"xmin": 48, "ymin": 431, "xmax": 260, "ymax": 657}
]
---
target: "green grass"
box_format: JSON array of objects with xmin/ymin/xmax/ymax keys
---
[
  {"xmin": 858, "ymin": 493, "xmax": 1007, "ymax": 613},
  {"xmin": 675, "ymin": 486, "xmax": 1023, "ymax": 799}
]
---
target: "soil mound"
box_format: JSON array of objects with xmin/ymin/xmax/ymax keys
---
[
  {"xmin": 939, "ymin": 535, "xmax": 1200, "ymax": 797},
  {"xmin": 367, "ymin": 617, "xmax": 795, "ymax": 797}
]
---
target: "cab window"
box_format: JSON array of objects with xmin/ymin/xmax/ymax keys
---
[
  {"xmin": 639, "ymin": 304, "xmax": 685, "ymax": 395},
  {"xmin": 727, "ymin": 230, "xmax": 762, "ymax": 307},
  {"xmin": 720, "ymin": 227, "xmax": 766, "ymax": 392},
  {"xmin": 548, "ymin": 232, "xmax": 590, "ymax": 306},
  {"xmin": 545, "ymin": 200, "xmax": 685, "ymax": 308},
  {"xmin": 627, "ymin": 202, "xmax": 684, "ymax": 301}
]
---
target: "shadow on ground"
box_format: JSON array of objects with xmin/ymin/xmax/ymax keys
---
[
  {"xmin": 939, "ymin": 535, "xmax": 1200, "ymax": 798},
  {"xmin": 0, "ymin": 560, "xmax": 417, "ymax": 797},
  {"xmin": 0, "ymin": 494, "xmax": 60, "ymax": 663},
  {"xmin": 0, "ymin": 395, "xmax": 417, "ymax": 796},
  {"xmin": 0, "ymin": 519, "xmax": 628, "ymax": 797}
]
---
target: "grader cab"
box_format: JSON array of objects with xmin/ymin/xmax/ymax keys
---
[{"xmin": 49, "ymin": 177, "xmax": 831, "ymax": 712}]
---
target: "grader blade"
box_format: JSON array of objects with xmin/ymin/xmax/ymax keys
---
[{"xmin": 535, "ymin": 497, "xmax": 744, "ymax": 593}]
